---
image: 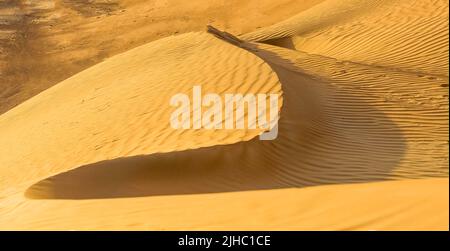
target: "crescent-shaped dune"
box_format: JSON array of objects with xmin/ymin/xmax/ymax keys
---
[
  {"xmin": 0, "ymin": 0, "xmax": 448, "ymax": 230},
  {"xmin": 0, "ymin": 32, "xmax": 283, "ymax": 192}
]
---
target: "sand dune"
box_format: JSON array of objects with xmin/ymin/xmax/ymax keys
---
[
  {"xmin": 0, "ymin": 0, "xmax": 324, "ymax": 115},
  {"xmin": 243, "ymin": 0, "xmax": 449, "ymax": 76},
  {"xmin": 0, "ymin": 0, "xmax": 448, "ymax": 230}
]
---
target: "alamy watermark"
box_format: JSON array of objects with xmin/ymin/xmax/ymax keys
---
[{"xmin": 169, "ymin": 85, "xmax": 280, "ymax": 140}]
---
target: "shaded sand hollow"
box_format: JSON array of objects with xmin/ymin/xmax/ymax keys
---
[{"xmin": 0, "ymin": 0, "xmax": 448, "ymax": 230}]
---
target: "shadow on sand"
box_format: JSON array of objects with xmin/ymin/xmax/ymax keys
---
[{"xmin": 25, "ymin": 30, "xmax": 406, "ymax": 200}]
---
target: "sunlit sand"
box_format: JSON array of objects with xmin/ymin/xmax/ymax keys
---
[{"xmin": 0, "ymin": 0, "xmax": 448, "ymax": 230}]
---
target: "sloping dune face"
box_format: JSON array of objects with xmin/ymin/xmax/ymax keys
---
[{"xmin": 0, "ymin": 0, "xmax": 448, "ymax": 230}]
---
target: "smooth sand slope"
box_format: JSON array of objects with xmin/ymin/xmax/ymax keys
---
[{"xmin": 0, "ymin": 0, "xmax": 448, "ymax": 230}]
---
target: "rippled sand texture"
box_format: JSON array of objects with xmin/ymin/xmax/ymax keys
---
[
  {"xmin": 0, "ymin": 0, "xmax": 448, "ymax": 230},
  {"xmin": 0, "ymin": 0, "xmax": 322, "ymax": 115}
]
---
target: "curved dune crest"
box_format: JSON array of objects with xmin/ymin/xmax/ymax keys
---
[{"xmin": 243, "ymin": 0, "xmax": 449, "ymax": 76}]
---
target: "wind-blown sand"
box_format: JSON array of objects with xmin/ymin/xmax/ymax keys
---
[{"xmin": 0, "ymin": 0, "xmax": 448, "ymax": 230}]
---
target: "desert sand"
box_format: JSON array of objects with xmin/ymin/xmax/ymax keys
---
[{"xmin": 0, "ymin": 0, "xmax": 448, "ymax": 230}]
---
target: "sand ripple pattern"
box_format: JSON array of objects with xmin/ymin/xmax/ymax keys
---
[
  {"xmin": 243, "ymin": 0, "xmax": 449, "ymax": 77},
  {"xmin": 0, "ymin": 0, "xmax": 447, "ymax": 230},
  {"xmin": 0, "ymin": 32, "xmax": 282, "ymax": 191}
]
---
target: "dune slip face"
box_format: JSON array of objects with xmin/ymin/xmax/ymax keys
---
[
  {"xmin": 0, "ymin": 0, "xmax": 448, "ymax": 230},
  {"xmin": 243, "ymin": 0, "xmax": 449, "ymax": 77}
]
